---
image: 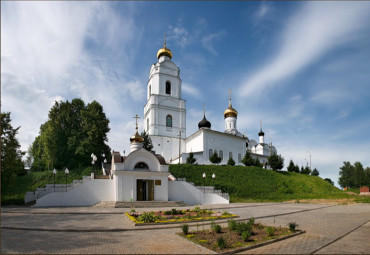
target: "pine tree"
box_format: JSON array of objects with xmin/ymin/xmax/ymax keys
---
[
  {"xmin": 186, "ymin": 152, "xmax": 197, "ymax": 165},
  {"xmin": 267, "ymin": 153, "xmax": 284, "ymax": 171},
  {"xmin": 209, "ymin": 150, "xmax": 221, "ymax": 164},
  {"xmin": 311, "ymin": 168, "xmax": 319, "ymax": 176},
  {"xmin": 287, "ymin": 160, "xmax": 296, "ymax": 172},
  {"xmin": 241, "ymin": 151, "xmax": 254, "ymax": 166},
  {"xmin": 227, "ymin": 157, "xmax": 235, "ymax": 166},
  {"xmin": 141, "ymin": 130, "xmax": 154, "ymax": 153}
]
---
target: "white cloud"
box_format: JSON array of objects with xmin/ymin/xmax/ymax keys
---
[
  {"xmin": 201, "ymin": 31, "xmax": 226, "ymax": 55},
  {"xmin": 252, "ymin": 1, "xmax": 273, "ymax": 25},
  {"xmin": 239, "ymin": 2, "xmax": 370, "ymax": 97},
  {"xmin": 182, "ymin": 83, "xmax": 201, "ymax": 98},
  {"xmin": 167, "ymin": 25, "xmax": 189, "ymax": 48}
]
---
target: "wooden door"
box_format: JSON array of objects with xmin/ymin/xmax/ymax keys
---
[
  {"xmin": 137, "ymin": 180, "xmax": 143, "ymax": 201},
  {"xmin": 148, "ymin": 180, "xmax": 154, "ymax": 201}
]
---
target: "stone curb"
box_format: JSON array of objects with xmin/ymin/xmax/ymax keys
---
[{"xmin": 218, "ymin": 230, "xmax": 306, "ymax": 254}]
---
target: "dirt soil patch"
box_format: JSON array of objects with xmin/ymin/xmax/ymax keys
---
[
  {"xmin": 288, "ymin": 198, "xmax": 357, "ymax": 205},
  {"xmin": 178, "ymin": 223, "xmax": 294, "ymax": 253}
]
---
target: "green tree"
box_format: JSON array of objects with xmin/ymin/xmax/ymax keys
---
[
  {"xmin": 311, "ymin": 168, "xmax": 319, "ymax": 176},
  {"xmin": 30, "ymin": 99, "xmax": 111, "ymax": 171},
  {"xmin": 287, "ymin": 160, "xmax": 296, "ymax": 172},
  {"xmin": 241, "ymin": 151, "xmax": 254, "ymax": 166},
  {"xmin": 227, "ymin": 157, "xmax": 235, "ymax": 166},
  {"xmin": 294, "ymin": 164, "xmax": 300, "ymax": 173},
  {"xmin": 186, "ymin": 152, "xmax": 197, "ymax": 165},
  {"xmin": 1, "ymin": 112, "xmax": 26, "ymax": 187},
  {"xmin": 301, "ymin": 166, "xmax": 311, "ymax": 175},
  {"xmin": 338, "ymin": 161, "xmax": 354, "ymax": 188},
  {"xmin": 209, "ymin": 150, "xmax": 221, "ymax": 164},
  {"xmin": 324, "ymin": 178, "xmax": 334, "ymax": 186},
  {"xmin": 254, "ymin": 158, "xmax": 261, "ymax": 167},
  {"xmin": 141, "ymin": 130, "xmax": 154, "ymax": 153},
  {"xmin": 353, "ymin": 162, "xmax": 365, "ymax": 187},
  {"xmin": 267, "ymin": 153, "xmax": 284, "ymax": 171},
  {"xmin": 364, "ymin": 167, "xmax": 370, "ymax": 187}
]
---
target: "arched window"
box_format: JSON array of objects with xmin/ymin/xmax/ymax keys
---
[
  {"xmin": 229, "ymin": 152, "xmax": 233, "ymax": 159},
  {"xmin": 209, "ymin": 149, "xmax": 213, "ymax": 157},
  {"xmin": 147, "ymin": 118, "xmax": 149, "ymax": 131},
  {"xmin": 238, "ymin": 153, "xmax": 241, "ymax": 162},
  {"xmin": 134, "ymin": 162, "xmax": 149, "ymax": 169},
  {"xmin": 166, "ymin": 81, "xmax": 171, "ymax": 95},
  {"xmin": 219, "ymin": 150, "xmax": 223, "ymax": 160},
  {"xmin": 166, "ymin": 115, "xmax": 172, "ymax": 127}
]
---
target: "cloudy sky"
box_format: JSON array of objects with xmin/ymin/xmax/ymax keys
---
[{"xmin": 2, "ymin": 1, "xmax": 370, "ymax": 186}]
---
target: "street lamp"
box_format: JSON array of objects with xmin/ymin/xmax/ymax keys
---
[
  {"xmin": 91, "ymin": 153, "xmax": 97, "ymax": 172},
  {"xmin": 306, "ymin": 151, "xmax": 311, "ymax": 170},
  {"xmin": 212, "ymin": 173, "xmax": 216, "ymax": 192},
  {"xmin": 65, "ymin": 168, "xmax": 69, "ymax": 192},
  {"xmin": 52, "ymin": 168, "xmax": 57, "ymax": 192},
  {"xmin": 202, "ymin": 173, "xmax": 206, "ymax": 193}
]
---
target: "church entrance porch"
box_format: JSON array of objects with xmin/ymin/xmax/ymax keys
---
[{"xmin": 137, "ymin": 180, "xmax": 154, "ymax": 201}]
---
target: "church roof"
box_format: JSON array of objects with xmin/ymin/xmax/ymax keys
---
[
  {"xmin": 198, "ymin": 114, "xmax": 211, "ymax": 129},
  {"xmin": 157, "ymin": 40, "xmax": 173, "ymax": 59}
]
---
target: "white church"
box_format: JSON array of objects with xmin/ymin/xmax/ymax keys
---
[
  {"xmin": 143, "ymin": 41, "xmax": 277, "ymax": 166},
  {"xmin": 26, "ymin": 41, "xmax": 277, "ymax": 207}
]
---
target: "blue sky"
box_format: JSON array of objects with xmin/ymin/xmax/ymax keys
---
[{"xmin": 2, "ymin": 1, "xmax": 370, "ymax": 186}]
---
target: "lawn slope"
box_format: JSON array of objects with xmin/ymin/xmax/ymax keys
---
[{"xmin": 170, "ymin": 165, "xmax": 348, "ymax": 202}]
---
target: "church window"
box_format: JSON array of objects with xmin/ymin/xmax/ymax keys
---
[
  {"xmin": 229, "ymin": 152, "xmax": 233, "ymax": 159},
  {"xmin": 134, "ymin": 162, "xmax": 149, "ymax": 169},
  {"xmin": 166, "ymin": 81, "xmax": 171, "ymax": 95},
  {"xmin": 166, "ymin": 115, "xmax": 172, "ymax": 127},
  {"xmin": 219, "ymin": 150, "xmax": 223, "ymax": 160},
  {"xmin": 238, "ymin": 153, "xmax": 241, "ymax": 162},
  {"xmin": 209, "ymin": 149, "xmax": 213, "ymax": 157}
]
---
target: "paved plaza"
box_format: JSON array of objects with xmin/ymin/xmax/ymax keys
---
[{"xmin": 1, "ymin": 202, "xmax": 370, "ymax": 254}]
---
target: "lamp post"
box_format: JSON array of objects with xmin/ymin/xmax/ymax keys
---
[
  {"xmin": 53, "ymin": 168, "xmax": 57, "ymax": 192},
  {"xmin": 202, "ymin": 173, "xmax": 206, "ymax": 193},
  {"xmin": 91, "ymin": 153, "xmax": 97, "ymax": 172},
  {"xmin": 65, "ymin": 168, "xmax": 69, "ymax": 192},
  {"xmin": 212, "ymin": 173, "xmax": 216, "ymax": 193},
  {"xmin": 306, "ymin": 150, "xmax": 311, "ymax": 170}
]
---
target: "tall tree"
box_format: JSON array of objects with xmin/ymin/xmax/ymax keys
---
[
  {"xmin": 227, "ymin": 157, "xmax": 235, "ymax": 166},
  {"xmin": 267, "ymin": 153, "xmax": 284, "ymax": 171},
  {"xmin": 186, "ymin": 152, "xmax": 197, "ymax": 165},
  {"xmin": 364, "ymin": 167, "xmax": 370, "ymax": 187},
  {"xmin": 324, "ymin": 178, "xmax": 334, "ymax": 186},
  {"xmin": 241, "ymin": 151, "xmax": 254, "ymax": 166},
  {"xmin": 287, "ymin": 159, "xmax": 296, "ymax": 172},
  {"xmin": 301, "ymin": 166, "xmax": 311, "ymax": 175},
  {"xmin": 1, "ymin": 112, "xmax": 26, "ymax": 186},
  {"xmin": 141, "ymin": 131, "xmax": 154, "ymax": 153},
  {"xmin": 353, "ymin": 162, "xmax": 365, "ymax": 187},
  {"xmin": 338, "ymin": 161, "xmax": 354, "ymax": 188}
]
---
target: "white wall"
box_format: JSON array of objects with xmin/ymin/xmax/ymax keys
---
[
  {"xmin": 35, "ymin": 179, "xmax": 115, "ymax": 207},
  {"xmin": 168, "ymin": 181, "xmax": 229, "ymax": 205}
]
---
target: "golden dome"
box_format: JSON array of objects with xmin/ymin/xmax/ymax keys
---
[
  {"xmin": 224, "ymin": 91, "xmax": 238, "ymax": 118},
  {"xmin": 157, "ymin": 46, "xmax": 173, "ymax": 59},
  {"xmin": 130, "ymin": 131, "xmax": 144, "ymax": 143}
]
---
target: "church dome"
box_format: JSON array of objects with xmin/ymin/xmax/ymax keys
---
[
  {"xmin": 157, "ymin": 41, "xmax": 173, "ymax": 59},
  {"xmin": 130, "ymin": 131, "xmax": 144, "ymax": 143},
  {"xmin": 224, "ymin": 103, "xmax": 238, "ymax": 118},
  {"xmin": 258, "ymin": 130, "xmax": 265, "ymax": 136},
  {"xmin": 198, "ymin": 115, "xmax": 211, "ymax": 129}
]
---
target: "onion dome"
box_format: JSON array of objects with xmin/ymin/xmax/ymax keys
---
[
  {"xmin": 157, "ymin": 40, "xmax": 173, "ymax": 59},
  {"xmin": 130, "ymin": 131, "xmax": 144, "ymax": 143},
  {"xmin": 224, "ymin": 97, "xmax": 238, "ymax": 118},
  {"xmin": 258, "ymin": 120, "xmax": 265, "ymax": 136},
  {"xmin": 198, "ymin": 114, "xmax": 211, "ymax": 129}
]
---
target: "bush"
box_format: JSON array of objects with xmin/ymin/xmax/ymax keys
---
[
  {"xmin": 181, "ymin": 224, "xmax": 189, "ymax": 235},
  {"xmin": 194, "ymin": 206, "xmax": 201, "ymax": 213},
  {"xmin": 236, "ymin": 222, "xmax": 252, "ymax": 235},
  {"xmin": 228, "ymin": 219, "xmax": 237, "ymax": 230},
  {"xmin": 289, "ymin": 222, "xmax": 298, "ymax": 232},
  {"xmin": 248, "ymin": 217, "xmax": 255, "ymax": 225},
  {"xmin": 222, "ymin": 210, "xmax": 231, "ymax": 216},
  {"xmin": 227, "ymin": 157, "xmax": 235, "ymax": 166},
  {"xmin": 212, "ymin": 224, "xmax": 222, "ymax": 233},
  {"xmin": 266, "ymin": 226, "xmax": 275, "ymax": 236},
  {"xmin": 241, "ymin": 230, "xmax": 251, "ymax": 241},
  {"xmin": 164, "ymin": 208, "xmax": 183, "ymax": 215},
  {"xmin": 217, "ymin": 236, "xmax": 226, "ymax": 249},
  {"xmin": 138, "ymin": 212, "xmax": 156, "ymax": 223}
]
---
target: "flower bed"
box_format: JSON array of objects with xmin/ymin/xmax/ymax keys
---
[
  {"xmin": 178, "ymin": 219, "xmax": 303, "ymax": 253},
  {"xmin": 125, "ymin": 207, "xmax": 238, "ymax": 225}
]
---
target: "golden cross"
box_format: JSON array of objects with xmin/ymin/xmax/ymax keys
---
[
  {"xmin": 229, "ymin": 88, "xmax": 232, "ymax": 100},
  {"xmin": 134, "ymin": 114, "xmax": 140, "ymax": 130},
  {"xmin": 164, "ymin": 33, "xmax": 167, "ymax": 48}
]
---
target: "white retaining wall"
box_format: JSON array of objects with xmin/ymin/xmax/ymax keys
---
[
  {"xmin": 168, "ymin": 181, "xmax": 229, "ymax": 205},
  {"xmin": 35, "ymin": 179, "xmax": 115, "ymax": 207}
]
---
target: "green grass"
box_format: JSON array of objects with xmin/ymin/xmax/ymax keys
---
[
  {"xmin": 170, "ymin": 164, "xmax": 350, "ymax": 202},
  {"xmin": 1, "ymin": 167, "xmax": 98, "ymax": 205}
]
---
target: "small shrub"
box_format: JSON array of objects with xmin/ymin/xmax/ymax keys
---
[
  {"xmin": 248, "ymin": 217, "xmax": 255, "ymax": 225},
  {"xmin": 228, "ymin": 219, "xmax": 237, "ymax": 230},
  {"xmin": 138, "ymin": 212, "xmax": 155, "ymax": 223},
  {"xmin": 222, "ymin": 211, "xmax": 231, "ymax": 216},
  {"xmin": 217, "ymin": 236, "xmax": 226, "ymax": 249},
  {"xmin": 289, "ymin": 222, "xmax": 299, "ymax": 232},
  {"xmin": 236, "ymin": 222, "xmax": 252, "ymax": 235},
  {"xmin": 257, "ymin": 223, "xmax": 264, "ymax": 229},
  {"xmin": 130, "ymin": 208, "xmax": 136, "ymax": 213},
  {"xmin": 212, "ymin": 224, "xmax": 222, "ymax": 233},
  {"xmin": 241, "ymin": 230, "xmax": 251, "ymax": 241},
  {"xmin": 181, "ymin": 224, "xmax": 189, "ymax": 235},
  {"xmin": 194, "ymin": 206, "xmax": 201, "ymax": 213},
  {"xmin": 266, "ymin": 226, "xmax": 275, "ymax": 236}
]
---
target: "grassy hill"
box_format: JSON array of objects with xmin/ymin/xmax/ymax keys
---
[{"xmin": 169, "ymin": 164, "xmax": 349, "ymax": 202}]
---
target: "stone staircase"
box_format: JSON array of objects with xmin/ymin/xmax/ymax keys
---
[
  {"xmin": 93, "ymin": 201, "xmax": 188, "ymax": 208},
  {"xmin": 177, "ymin": 178, "xmax": 230, "ymax": 200}
]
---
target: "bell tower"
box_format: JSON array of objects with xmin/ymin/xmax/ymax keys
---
[{"xmin": 143, "ymin": 37, "xmax": 186, "ymax": 161}]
